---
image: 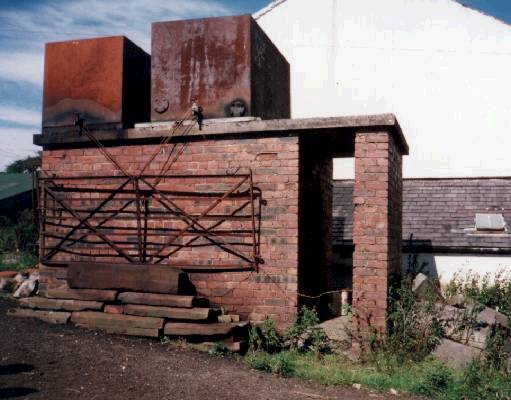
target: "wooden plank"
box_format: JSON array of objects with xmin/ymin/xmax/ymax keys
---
[
  {"xmin": 46, "ymin": 288, "xmax": 118, "ymax": 301},
  {"xmin": 67, "ymin": 262, "xmax": 184, "ymax": 294},
  {"xmin": 18, "ymin": 297, "xmax": 103, "ymax": 312},
  {"xmin": 8, "ymin": 308, "xmax": 71, "ymax": 324},
  {"xmin": 104, "ymin": 326, "xmax": 160, "ymax": 338},
  {"xmin": 163, "ymin": 322, "xmax": 237, "ymax": 336},
  {"xmin": 71, "ymin": 311, "xmax": 163, "ymax": 330},
  {"xmin": 123, "ymin": 304, "xmax": 212, "ymax": 321},
  {"xmin": 117, "ymin": 292, "xmax": 206, "ymax": 308}
]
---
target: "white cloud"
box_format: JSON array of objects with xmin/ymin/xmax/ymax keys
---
[
  {"xmin": 0, "ymin": 127, "xmax": 39, "ymax": 171},
  {"xmin": 0, "ymin": 0, "xmax": 234, "ymax": 87},
  {"xmin": 0, "ymin": 52, "xmax": 44, "ymax": 87},
  {"xmin": 0, "ymin": 105, "xmax": 41, "ymax": 126}
]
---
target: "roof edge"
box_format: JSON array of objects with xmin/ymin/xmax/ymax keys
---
[
  {"xmin": 334, "ymin": 176, "xmax": 511, "ymax": 182},
  {"xmin": 253, "ymin": 0, "xmax": 289, "ymax": 20}
]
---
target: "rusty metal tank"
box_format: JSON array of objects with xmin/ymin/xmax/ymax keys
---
[
  {"xmin": 42, "ymin": 36, "xmax": 150, "ymax": 130},
  {"xmin": 151, "ymin": 15, "xmax": 290, "ymax": 121}
]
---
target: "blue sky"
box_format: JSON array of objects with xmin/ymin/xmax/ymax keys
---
[{"xmin": 0, "ymin": 0, "xmax": 510, "ymax": 169}]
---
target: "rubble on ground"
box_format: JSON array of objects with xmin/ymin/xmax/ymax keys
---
[
  {"xmin": 0, "ymin": 267, "xmax": 39, "ymax": 298},
  {"xmin": 412, "ymin": 274, "xmax": 511, "ymax": 369}
]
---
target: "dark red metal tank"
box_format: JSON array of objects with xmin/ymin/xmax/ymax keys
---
[
  {"xmin": 151, "ymin": 15, "xmax": 290, "ymax": 121},
  {"xmin": 42, "ymin": 36, "xmax": 150, "ymax": 130}
]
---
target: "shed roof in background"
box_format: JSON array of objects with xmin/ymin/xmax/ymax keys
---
[
  {"xmin": 0, "ymin": 173, "xmax": 33, "ymax": 201},
  {"xmin": 333, "ymin": 178, "xmax": 511, "ymax": 252}
]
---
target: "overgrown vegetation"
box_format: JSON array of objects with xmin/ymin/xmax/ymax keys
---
[
  {"xmin": 445, "ymin": 270, "xmax": 511, "ymax": 319},
  {"xmin": 243, "ymin": 269, "xmax": 511, "ymax": 399},
  {"xmin": 0, "ymin": 209, "xmax": 38, "ymax": 271},
  {"xmin": 373, "ymin": 275, "xmax": 443, "ymax": 363}
]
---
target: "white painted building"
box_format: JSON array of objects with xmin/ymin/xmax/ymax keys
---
[
  {"xmin": 254, "ymin": 0, "xmax": 511, "ymax": 179},
  {"xmin": 255, "ymin": 0, "xmax": 511, "ymax": 285}
]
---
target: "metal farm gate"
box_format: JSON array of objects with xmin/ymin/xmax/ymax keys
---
[{"xmin": 39, "ymin": 171, "xmax": 262, "ymax": 271}]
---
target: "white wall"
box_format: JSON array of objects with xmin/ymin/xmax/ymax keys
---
[
  {"xmin": 402, "ymin": 253, "xmax": 511, "ymax": 287},
  {"xmin": 255, "ymin": 0, "xmax": 511, "ymax": 179}
]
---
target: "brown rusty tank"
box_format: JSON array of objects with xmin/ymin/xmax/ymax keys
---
[
  {"xmin": 151, "ymin": 15, "xmax": 290, "ymax": 121},
  {"xmin": 42, "ymin": 36, "xmax": 150, "ymax": 130}
]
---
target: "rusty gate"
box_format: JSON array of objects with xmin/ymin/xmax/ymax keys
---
[{"xmin": 39, "ymin": 171, "xmax": 262, "ymax": 271}]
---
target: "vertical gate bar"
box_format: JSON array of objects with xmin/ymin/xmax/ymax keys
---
[
  {"xmin": 257, "ymin": 189, "xmax": 263, "ymax": 261},
  {"xmin": 134, "ymin": 177, "xmax": 144, "ymax": 263},
  {"xmin": 249, "ymin": 170, "xmax": 257, "ymax": 271},
  {"xmin": 39, "ymin": 180, "xmax": 47, "ymax": 262},
  {"xmin": 142, "ymin": 198, "xmax": 149, "ymax": 263}
]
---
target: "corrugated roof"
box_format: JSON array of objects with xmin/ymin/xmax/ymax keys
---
[
  {"xmin": 0, "ymin": 173, "xmax": 33, "ymax": 201},
  {"xmin": 333, "ymin": 178, "xmax": 511, "ymax": 252}
]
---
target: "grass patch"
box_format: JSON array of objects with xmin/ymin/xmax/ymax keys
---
[
  {"xmin": 0, "ymin": 252, "xmax": 37, "ymax": 272},
  {"xmin": 244, "ymin": 351, "xmax": 454, "ymax": 393},
  {"xmin": 244, "ymin": 351, "xmax": 511, "ymax": 399}
]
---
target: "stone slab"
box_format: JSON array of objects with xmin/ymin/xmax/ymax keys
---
[
  {"xmin": 8, "ymin": 308, "xmax": 71, "ymax": 324},
  {"xmin": 432, "ymin": 338, "xmax": 482, "ymax": 370},
  {"xmin": 123, "ymin": 304, "xmax": 212, "ymax": 321},
  {"xmin": 67, "ymin": 263, "xmax": 184, "ymax": 294},
  {"xmin": 164, "ymin": 322, "xmax": 238, "ymax": 336},
  {"xmin": 71, "ymin": 311, "xmax": 164, "ymax": 330},
  {"xmin": 117, "ymin": 292, "xmax": 200, "ymax": 308},
  {"xmin": 104, "ymin": 326, "xmax": 160, "ymax": 338},
  {"xmin": 46, "ymin": 288, "xmax": 118, "ymax": 301},
  {"xmin": 18, "ymin": 297, "xmax": 103, "ymax": 311},
  {"xmin": 34, "ymin": 114, "xmax": 408, "ymax": 154}
]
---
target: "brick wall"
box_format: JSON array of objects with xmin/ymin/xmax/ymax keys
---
[
  {"xmin": 40, "ymin": 135, "xmax": 300, "ymax": 324},
  {"xmin": 351, "ymin": 130, "xmax": 403, "ymax": 351}
]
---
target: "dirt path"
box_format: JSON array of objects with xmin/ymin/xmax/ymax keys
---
[{"xmin": 0, "ymin": 298, "xmax": 416, "ymax": 400}]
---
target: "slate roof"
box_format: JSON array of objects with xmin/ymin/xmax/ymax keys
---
[
  {"xmin": 0, "ymin": 173, "xmax": 33, "ymax": 201},
  {"xmin": 333, "ymin": 178, "xmax": 511, "ymax": 253}
]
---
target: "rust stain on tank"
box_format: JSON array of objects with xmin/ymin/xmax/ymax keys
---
[{"xmin": 151, "ymin": 15, "xmax": 253, "ymax": 121}]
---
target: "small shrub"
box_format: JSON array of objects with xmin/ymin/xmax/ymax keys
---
[
  {"xmin": 208, "ymin": 341, "xmax": 227, "ymax": 356},
  {"xmin": 248, "ymin": 317, "xmax": 282, "ymax": 353},
  {"xmin": 284, "ymin": 306, "xmax": 328, "ymax": 353},
  {"xmin": 382, "ymin": 276, "xmax": 443, "ymax": 363},
  {"xmin": 411, "ymin": 362, "xmax": 454, "ymax": 397},
  {"xmin": 245, "ymin": 352, "xmax": 296, "ymax": 376}
]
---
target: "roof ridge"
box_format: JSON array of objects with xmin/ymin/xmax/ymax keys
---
[
  {"xmin": 253, "ymin": 0, "xmax": 290, "ymax": 20},
  {"xmin": 254, "ymin": 0, "xmax": 511, "ymax": 29}
]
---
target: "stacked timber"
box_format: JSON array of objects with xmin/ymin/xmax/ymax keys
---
[{"xmin": 11, "ymin": 262, "xmax": 248, "ymax": 349}]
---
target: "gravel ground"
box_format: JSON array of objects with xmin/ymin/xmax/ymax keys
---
[{"xmin": 0, "ymin": 297, "xmax": 418, "ymax": 400}]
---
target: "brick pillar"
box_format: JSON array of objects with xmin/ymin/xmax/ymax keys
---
[{"xmin": 351, "ymin": 130, "xmax": 403, "ymax": 355}]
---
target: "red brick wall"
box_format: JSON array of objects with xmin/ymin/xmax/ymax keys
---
[
  {"xmin": 351, "ymin": 130, "xmax": 403, "ymax": 350},
  {"xmin": 40, "ymin": 135, "xmax": 300, "ymax": 324}
]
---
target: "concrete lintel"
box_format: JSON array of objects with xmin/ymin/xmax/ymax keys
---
[{"xmin": 34, "ymin": 113, "xmax": 408, "ymax": 155}]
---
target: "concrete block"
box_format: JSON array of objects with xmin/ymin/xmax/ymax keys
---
[{"xmin": 432, "ymin": 338, "xmax": 481, "ymax": 370}]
